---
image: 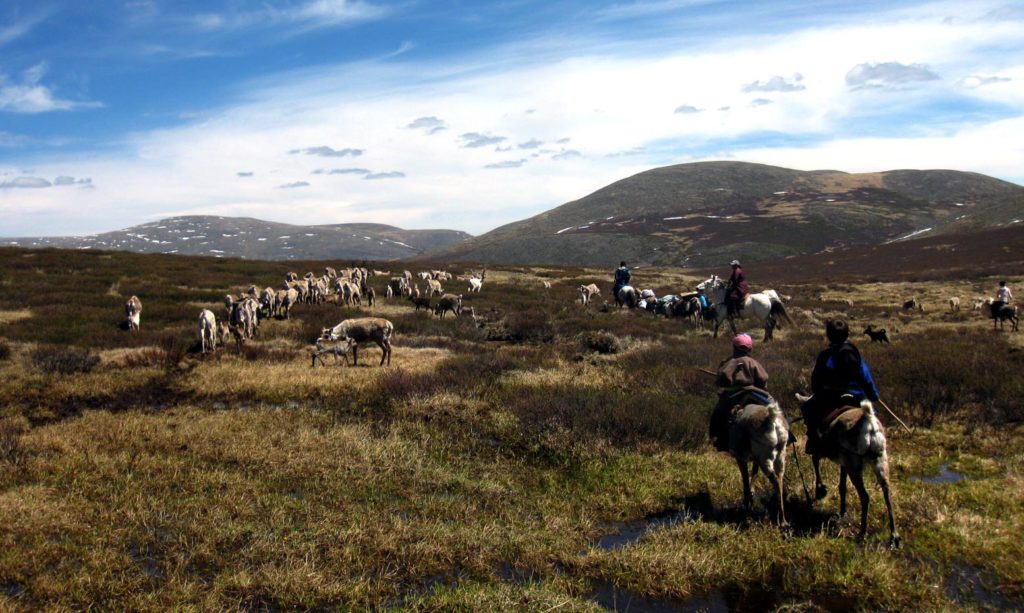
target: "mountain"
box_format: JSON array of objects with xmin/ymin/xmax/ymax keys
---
[
  {"xmin": 734, "ymin": 223, "xmax": 1024, "ymax": 284},
  {"xmin": 425, "ymin": 161, "xmax": 1024, "ymax": 268},
  {"xmin": 4, "ymin": 216, "xmax": 472, "ymax": 261}
]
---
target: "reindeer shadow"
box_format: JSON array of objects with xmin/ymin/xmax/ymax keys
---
[{"xmin": 666, "ymin": 488, "xmax": 836, "ymax": 538}]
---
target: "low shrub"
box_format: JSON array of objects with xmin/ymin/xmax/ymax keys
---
[
  {"xmin": 577, "ymin": 331, "xmax": 622, "ymax": 354},
  {"xmin": 239, "ymin": 344, "xmax": 300, "ymax": 363},
  {"xmin": 0, "ymin": 340, "xmax": 10, "ymax": 361},
  {"xmin": 0, "ymin": 415, "xmax": 29, "ymax": 466},
  {"xmin": 30, "ymin": 345, "xmax": 100, "ymax": 375},
  {"xmin": 504, "ymin": 308, "xmax": 555, "ymax": 343}
]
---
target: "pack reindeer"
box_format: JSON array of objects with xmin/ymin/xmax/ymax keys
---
[{"xmin": 698, "ymin": 276, "xmax": 791, "ymax": 340}]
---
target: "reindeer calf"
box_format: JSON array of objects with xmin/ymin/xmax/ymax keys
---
[{"xmin": 311, "ymin": 338, "xmax": 353, "ymax": 367}]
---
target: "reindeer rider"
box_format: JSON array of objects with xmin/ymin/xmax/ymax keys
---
[
  {"xmin": 613, "ymin": 261, "xmax": 632, "ymax": 297},
  {"xmin": 800, "ymin": 319, "xmax": 882, "ymax": 456},
  {"xmin": 724, "ymin": 259, "xmax": 749, "ymax": 319},
  {"xmin": 992, "ymin": 280, "xmax": 1013, "ymax": 316},
  {"xmin": 709, "ymin": 333, "xmax": 773, "ymax": 452}
]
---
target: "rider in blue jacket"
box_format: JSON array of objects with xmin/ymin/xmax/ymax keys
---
[{"xmin": 800, "ymin": 319, "xmax": 881, "ymax": 454}]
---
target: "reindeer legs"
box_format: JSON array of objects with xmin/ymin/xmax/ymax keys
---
[
  {"xmin": 737, "ymin": 458, "xmax": 754, "ymax": 511},
  {"xmin": 847, "ymin": 468, "xmax": 871, "ymax": 541},
  {"xmin": 838, "ymin": 466, "xmax": 848, "ymax": 517},
  {"xmin": 872, "ymin": 457, "xmax": 901, "ymax": 549},
  {"xmin": 812, "ymin": 455, "xmax": 827, "ymax": 500}
]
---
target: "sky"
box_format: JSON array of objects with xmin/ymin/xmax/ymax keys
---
[{"xmin": 1, "ymin": 0, "xmax": 1022, "ymax": 237}]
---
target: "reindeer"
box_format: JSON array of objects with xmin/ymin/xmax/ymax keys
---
[
  {"xmin": 321, "ymin": 318, "xmax": 393, "ymax": 366},
  {"xmin": 801, "ymin": 395, "xmax": 900, "ymax": 548},
  {"xmin": 728, "ymin": 399, "xmax": 789, "ymax": 525},
  {"xmin": 124, "ymin": 296, "xmax": 142, "ymax": 331}
]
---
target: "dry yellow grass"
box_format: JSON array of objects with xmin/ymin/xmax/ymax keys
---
[{"xmin": 0, "ymin": 309, "xmax": 32, "ymax": 325}]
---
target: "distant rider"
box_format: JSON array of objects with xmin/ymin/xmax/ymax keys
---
[
  {"xmin": 800, "ymin": 319, "xmax": 881, "ymax": 455},
  {"xmin": 725, "ymin": 259, "xmax": 749, "ymax": 318},
  {"xmin": 709, "ymin": 333, "xmax": 772, "ymax": 452},
  {"xmin": 613, "ymin": 261, "xmax": 632, "ymax": 297},
  {"xmin": 992, "ymin": 280, "xmax": 1013, "ymax": 316}
]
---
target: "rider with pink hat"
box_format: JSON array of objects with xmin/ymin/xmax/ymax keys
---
[{"xmin": 709, "ymin": 333, "xmax": 772, "ymax": 452}]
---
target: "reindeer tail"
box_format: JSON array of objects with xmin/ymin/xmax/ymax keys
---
[
  {"xmin": 859, "ymin": 400, "xmax": 887, "ymax": 457},
  {"xmin": 770, "ymin": 297, "xmax": 793, "ymax": 326}
]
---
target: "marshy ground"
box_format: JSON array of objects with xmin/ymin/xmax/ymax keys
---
[{"xmin": 0, "ymin": 247, "xmax": 1021, "ymax": 611}]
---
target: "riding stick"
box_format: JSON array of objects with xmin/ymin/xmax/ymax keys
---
[
  {"xmin": 695, "ymin": 367, "xmax": 717, "ymax": 377},
  {"xmin": 877, "ymin": 399, "xmax": 913, "ymax": 434}
]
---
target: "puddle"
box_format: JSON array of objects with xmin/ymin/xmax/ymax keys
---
[
  {"xmin": 912, "ymin": 464, "xmax": 964, "ymax": 485},
  {"xmin": 591, "ymin": 581, "xmax": 721, "ymax": 612},
  {"xmin": 590, "ymin": 581, "xmax": 786, "ymax": 613},
  {"xmin": 0, "ymin": 583, "xmax": 25, "ymax": 598},
  {"xmin": 127, "ymin": 544, "xmax": 166, "ymax": 580},
  {"xmin": 595, "ymin": 509, "xmax": 698, "ymax": 551},
  {"xmin": 945, "ymin": 562, "xmax": 1016, "ymax": 610}
]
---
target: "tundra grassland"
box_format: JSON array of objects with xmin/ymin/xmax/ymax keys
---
[{"xmin": 0, "ymin": 246, "xmax": 1021, "ymax": 611}]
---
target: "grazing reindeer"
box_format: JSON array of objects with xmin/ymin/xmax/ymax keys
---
[
  {"xmin": 863, "ymin": 325, "xmax": 890, "ymax": 344},
  {"xmin": 729, "ymin": 400, "xmax": 789, "ymax": 525},
  {"xmin": 802, "ymin": 395, "xmax": 900, "ymax": 548},
  {"xmin": 408, "ymin": 295, "xmax": 432, "ymax": 311},
  {"xmin": 321, "ymin": 318, "xmax": 394, "ymax": 366},
  {"xmin": 198, "ymin": 309, "xmax": 217, "ymax": 353},
  {"xmin": 311, "ymin": 337, "xmax": 353, "ymax": 367},
  {"xmin": 579, "ymin": 283, "xmax": 600, "ymax": 305},
  {"xmin": 902, "ymin": 297, "xmax": 922, "ymax": 312}
]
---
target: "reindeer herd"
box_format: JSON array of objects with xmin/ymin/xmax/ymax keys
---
[{"xmin": 120, "ymin": 266, "xmax": 485, "ymax": 365}]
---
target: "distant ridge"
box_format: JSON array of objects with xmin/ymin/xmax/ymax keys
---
[
  {"xmin": 424, "ymin": 161, "xmax": 1024, "ymax": 268},
  {"xmin": 4, "ymin": 216, "xmax": 473, "ymax": 261}
]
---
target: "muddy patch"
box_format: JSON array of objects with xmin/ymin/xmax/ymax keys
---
[
  {"xmin": 912, "ymin": 464, "xmax": 965, "ymax": 485},
  {"xmin": 945, "ymin": 562, "xmax": 1016, "ymax": 610}
]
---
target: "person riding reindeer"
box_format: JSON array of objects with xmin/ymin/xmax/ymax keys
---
[
  {"xmin": 709, "ymin": 333, "xmax": 772, "ymax": 452},
  {"xmin": 800, "ymin": 319, "xmax": 882, "ymax": 457},
  {"xmin": 725, "ymin": 259, "xmax": 749, "ymax": 330}
]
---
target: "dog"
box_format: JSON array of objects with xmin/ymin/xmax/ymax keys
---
[{"xmin": 863, "ymin": 325, "xmax": 890, "ymax": 344}]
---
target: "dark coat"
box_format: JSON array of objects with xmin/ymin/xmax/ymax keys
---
[{"xmin": 728, "ymin": 267, "xmax": 749, "ymax": 299}]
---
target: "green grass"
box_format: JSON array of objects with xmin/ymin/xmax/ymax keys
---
[{"xmin": 0, "ymin": 246, "xmax": 1022, "ymax": 610}]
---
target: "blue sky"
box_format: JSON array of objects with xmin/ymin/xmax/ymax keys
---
[{"xmin": 1, "ymin": 0, "xmax": 1023, "ymax": 236}]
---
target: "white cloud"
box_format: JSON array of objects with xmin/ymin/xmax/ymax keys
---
[
  {"xmin": 741, "ymin": 74, "xmax": 805, "ymax": 92},
  {"xmin": 846, "ymin": 62, "xmax": 940, "ymax": 90},
  {"xmin": 2, "ymin": 0, "xmax": 1022, "ymax": 236},
  {"xmin": 485, "ymin": 160, "xmax": 526, "ymax": 169},
  {"xmin": 459, "ymin": 132, "xmax": 507, "ymax": 148},
  {"xmin": 0, "ymin": 63, "xmax": 102, "ymax": 113},
  {"xmin": 193, "ymin": 0, "xmax": 388, "ymax": 32},
  {"xmin": 956, "ymin": 74, "xmax": 1011, "ymax": 89},
  {"xmin": 552, "ymin": 150, "xmax": 582, "ymax": 160},
  {"xmin": 289, "ymin": 145, "xmax": 364, "ymax": 157},
  {"xmin": 0, "ymin": 176, "xmax": 51, "ymax": 189},
  {"xmin": 0, "ymin": 10, "xmax": 51, "ymax": 47},
  {"xmin": 406, "ymin": 116, "xmax": 447, "ymax": 134}
]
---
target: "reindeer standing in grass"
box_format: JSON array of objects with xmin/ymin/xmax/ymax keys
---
[{"xmin": 799, "ymin": 319, "xmax": 899, "ymax": 548}]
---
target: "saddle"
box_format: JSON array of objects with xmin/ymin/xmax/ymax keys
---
[
  {"xmin": 817, "ymin": 397, "xmax": 863, "ymax": 436},
  {"xmin": 726, "ymin": 388, "xmax": 774, "ymax": 417}
]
